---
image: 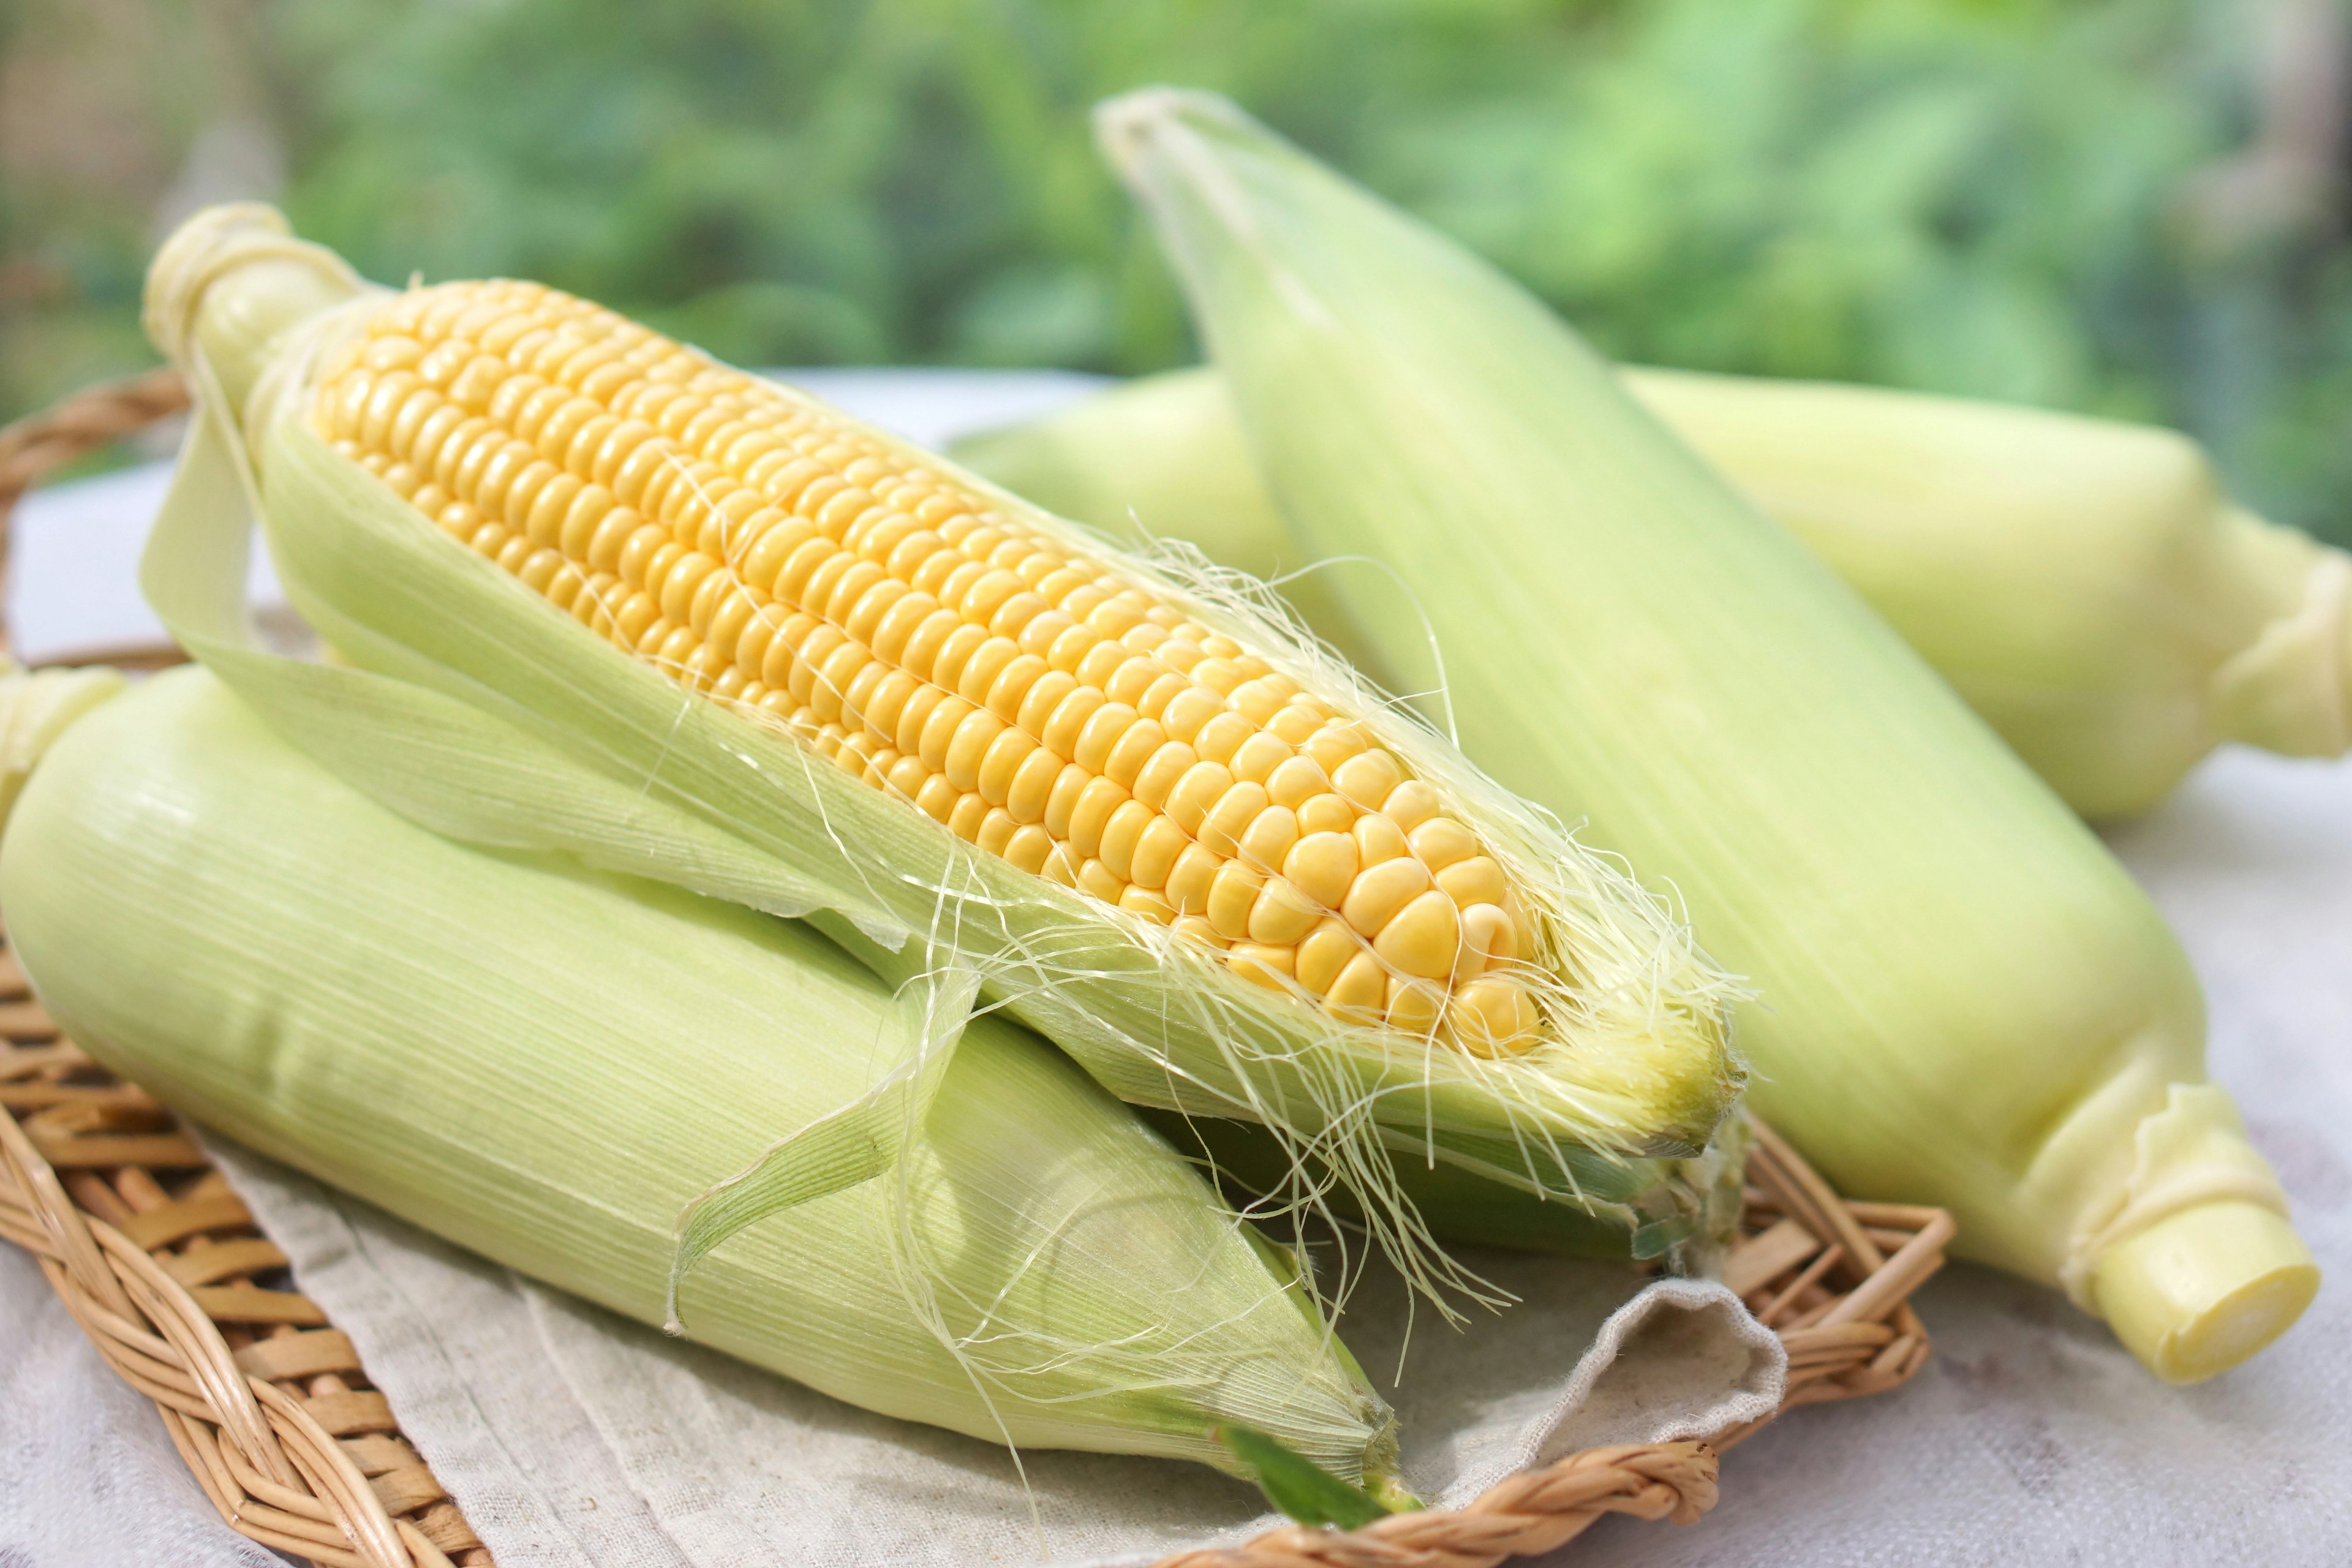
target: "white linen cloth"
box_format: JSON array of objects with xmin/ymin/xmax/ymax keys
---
[{"xmin": 3, "ymin": 373, "xmax": 2344, "ymax": 1564}]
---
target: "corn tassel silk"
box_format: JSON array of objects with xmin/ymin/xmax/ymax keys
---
[
  {"xmin": 1098, "ymin": 88, "xmax": 2317, "ymax": 1383},
  {"xmin": 0, "ymin": 664, "xmax": 1406, "ymax": 1487},
  {"xmin": 132, "ymin": 206, "xmax": 1743, "ymax": 1306},
  {"xmin": 957, "ymin": 366, "xmax": 2352, "ymax": 821}
]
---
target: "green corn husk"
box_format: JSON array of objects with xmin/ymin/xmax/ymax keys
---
[
  {"xmin": 956, "ymin": 365, "xmax": 2352, "ymax": 822},
  {"xmin": 1144, "ymin": 1107, "xmax": 1749, "ymax": 1262},
  {"xmin": 0, "ymin": 663, "xmax": 1406, "ymax": 1488},
  {"xmin": 131, "ymin": 204, "xmax": 1747, "ymax": 1297},
  {"xmin": 1099, "ymin": 88, "xmax": 2318, "ymax": 1383}
]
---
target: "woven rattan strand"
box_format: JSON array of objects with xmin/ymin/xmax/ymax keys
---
[{"xmin": 0, "ymin": 372, "xmax": 1952, "ymax": 1568}]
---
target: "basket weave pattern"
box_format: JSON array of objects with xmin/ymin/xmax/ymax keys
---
[
  {"xmin": 0, "ymin": 940, "xmax": 483, "ymax": 1568},
  {"xmin": 0, "ymin": 368, "xmax": 194, "ymax": 672},
  {"xmin": 0, "ymin": 373, "xmax": 1951, "ymax": 1568}
]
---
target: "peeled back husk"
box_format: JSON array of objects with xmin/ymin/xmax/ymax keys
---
[
  {"xmin": 1099, "ymin": 87, "xmax": 2318, "ymax": 1383},
  {"xmin": 0, "ymin": 663, "xmax": 1404, "ymax": 1487},
  {"xmin": 955, "ymin": 366, "xmax": 2352, "ymax": 823},
  {"xmin": 133, "ymin": 203, "xmax": 1746, "ymax": 1293}
]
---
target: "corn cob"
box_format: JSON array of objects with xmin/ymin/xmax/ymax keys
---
[
  {"xmin": 135, "ymin": 205, "xmax": 1743, "ymax": 1287},
  {"xmin": 959, "ymin": 366, "xmax": 2350, "ymax": 821},
  {"xmin": 1102, "ymin": 88, "xmax": 2318, "ymax": 1383},
  {"xmin": 0, "ymin": 662, "xmax": 1406, "ymax": 1488}
]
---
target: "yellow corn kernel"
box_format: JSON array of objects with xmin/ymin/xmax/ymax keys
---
[
  {"xmin": 1384, "ymin": 976, "xmax": 1442, "ymax": 1036},
  {"xmin": 1436, "ymin": 855, "xmax": 1507, "ymax": 909},
  {"xmin": 1375, "ymin": 888, "xmax": 1461, "ymax": 981},
  {"xmin": 1325, "ymin": 951, "xmax": 1388, "ymax": 1021},
  {"xmin": 1282, "ymin": 831, "xmax": 1357, "ymax": 910},
  {"xmin": 1290, "ymin": 792, "xmax": 1346, "ymax": 835},
  {"xmin": 1294, "ymin": 918, "xmax": 1355, "ymax": 998},
  {"xmin": 1206, "ymin": 861, "xmax": 1263, "ymax": 942},
  {"xmin": 1229, "ymin": 943, "xmax": 1295, "ymax": 989},
  {"xmin": 1455, "ymin": 902, "xmax": 1518, "ymax": 982},
  {"xmin": 1342, "ymin": 856, "xmax": 1429, "ymax": 937},
  {"xmin": 1247, "ymin": 876, "xmax": 1321, "ymax": 947},
  {"xmin": 1235, "ymin": 803, "xmax": 1300, "ymax": 874},
  {"xmin": 1451, "ymin": 978, "xmax": 1541, "ymax": 1059}
]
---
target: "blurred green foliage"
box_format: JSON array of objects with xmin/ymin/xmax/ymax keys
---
[{"xmin": 3, "ymin": 0, "xmax": 2346, "ymax": 537}]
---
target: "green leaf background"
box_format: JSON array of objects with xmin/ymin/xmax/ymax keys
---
[{"xmin": 4, "ymin": 0, "xmax": 2346, "ymax": 539}]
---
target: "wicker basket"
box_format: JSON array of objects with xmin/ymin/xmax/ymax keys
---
[{"xmin": 0, "ymin": 375, "xmax": 1953, "ymax": 1568}]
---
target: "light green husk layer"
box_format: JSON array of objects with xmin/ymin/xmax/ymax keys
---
[
  {"xmin": 1098, "ymin": 88, "xmax": 2318, "ymax": 1381},
  {"xmin": 956, "ymin": 365, "xmax": 2352, "ymax": 822},
  {"xmin": 0, "ymin": 664, "xmax": 1402, "ymax": 1483},
  {"xmin": 134, "ymin": 204, "xmax": 1746, "ymax": 1302}
]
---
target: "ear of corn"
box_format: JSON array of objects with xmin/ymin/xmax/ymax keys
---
[
  {"xmin": 1100, "ymin": 88, "xmax": 2317, "ymax": 1383},
  {"xmin": 133, "ymin": 204, "xmax": 1747, "ymax": 1293},
  {"xmin": 956, "ymin": 366, "xmax": 2352, "ymax": 823},
  {"xmin": 0, "ymin": 662, "xmax": 1407, "ymax": 1489}
]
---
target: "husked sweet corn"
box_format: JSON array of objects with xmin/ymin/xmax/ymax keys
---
[{"xmin": 311, "ymin": 282, "xmax": 1536, "ymax": 1047}]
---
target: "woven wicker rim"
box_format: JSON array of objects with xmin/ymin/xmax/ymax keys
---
[{"xmin": 0, "ymin": 373, "xmax": 1955, "ymax": 1568}]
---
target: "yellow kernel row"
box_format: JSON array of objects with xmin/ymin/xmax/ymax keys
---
[{"xmin": 315, "ymin": 281, "xmax": 1542, "ymax": 1052}]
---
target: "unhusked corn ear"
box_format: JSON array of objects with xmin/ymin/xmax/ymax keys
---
[
  {"xmin": 1104, "ymin": 87, "xmax": 2317, "ymax": 1381},
  {"xmin": 0, "ymin": 665, "xmax": 1404, "ymax": 1484},
  {"xmin": 309, "ymin": 281, "xmax": 1539, "ymax": 1053}
]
